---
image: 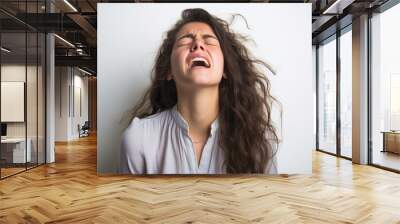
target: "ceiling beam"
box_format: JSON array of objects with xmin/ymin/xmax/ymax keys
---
[
  {"xmin": 55, "ymin": 55, "xmax": 96, "ymax": 69},
  {"xmin": 322, "ymin": 0, "xmax": 356, "ymax": 14},
  {"xmin": 67, "ymin": 13, "xmax": 97, "ymax": 46}
]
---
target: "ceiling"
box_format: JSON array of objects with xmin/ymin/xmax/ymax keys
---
[{"xmin": 0, "ymin": 0, "xmax": 393, "ymax": 75}]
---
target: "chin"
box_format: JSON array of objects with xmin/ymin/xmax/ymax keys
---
[
  {"xmin": 188, "ymin": 74, "xmax": 219, "ymax": 86},
  {"xmin": 189, "ymin": 80, "xmax": 221, "ymax": 88}
]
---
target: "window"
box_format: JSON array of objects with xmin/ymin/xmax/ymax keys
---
[
  {"xmin": 370, "ymin": 2, "xmax": 400, "ymax": 171},
  {"xmin": 318, "ymin": 36, "xmax": 337, "ymax": 155},
  {"xmin": 339, "ymin": 28, "xmax": 352, "ymax": 158}
]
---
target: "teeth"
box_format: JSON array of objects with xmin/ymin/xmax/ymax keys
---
[{"xmin": 191, "ymin": 57, "xmax": 209, "ymax": 67}]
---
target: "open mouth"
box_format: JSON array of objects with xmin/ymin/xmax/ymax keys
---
[{"xmin": 190, "ymin": 57, "xmax": 210, "ymax": 68}]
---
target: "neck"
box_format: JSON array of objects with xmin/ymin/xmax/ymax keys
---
[{"xmin": 176, "ymin": 86, "xmax": 219, "ymax": 140}]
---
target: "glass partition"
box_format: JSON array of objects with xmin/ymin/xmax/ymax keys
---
[
  {"xmin": 318, "ymin": 36, "xmax": 337, "ymax": 155},
  {"xmin": 339, "ymin": 28, "xmax": 352, "ymax": 158},
  {"xmin": 1, "ymin": 31, "xmax": 28, "ymax": 177},
  {"xmin": 371, "ymin": 3, "xmax": 400, "ymax": 171},
  {"xmin": 0, "ymin": 1, "xmax": 46, "ymax": 179}
]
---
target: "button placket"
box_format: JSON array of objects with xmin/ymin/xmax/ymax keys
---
[{"xmin": 181, "ymin": 129, "xmax": 197, "ymax": 174}]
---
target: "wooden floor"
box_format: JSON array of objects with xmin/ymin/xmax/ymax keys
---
[
  {"xmin": 1, "ymin": 134, "xmax": 400, "ymax": 223},
  {"xmin": 0, "ymin": 167, "xmax": 26, "ymax": 178},
  {"xmin": 373, "ymin": 150, "xmax": 400, "ymax": 171}
]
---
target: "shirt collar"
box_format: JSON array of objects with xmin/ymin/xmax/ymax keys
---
[{"xmin": 170, "ymin": 104, "xmax": 219, "ymax": 137}]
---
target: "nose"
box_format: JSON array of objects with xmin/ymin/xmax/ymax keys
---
[{"xmin": 190, "ymin": 39, "xmax": 205, "ymax": 52}]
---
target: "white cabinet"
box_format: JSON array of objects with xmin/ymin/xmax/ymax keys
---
[{"xmin": 1, "ymin": 138, "xmax": 32, "ymax": 163}]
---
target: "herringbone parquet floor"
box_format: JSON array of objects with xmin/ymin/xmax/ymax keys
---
[{"xmin": 0, "ymin": 134, "xmax": 400, "ymax": 223}]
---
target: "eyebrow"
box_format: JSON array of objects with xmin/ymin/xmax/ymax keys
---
[{"xmin": 177, "ymin": 33, "xmax": 218, "ymax": 41}]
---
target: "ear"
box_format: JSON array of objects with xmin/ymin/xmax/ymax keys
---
[
  {"xmin": 222, "ymin": 73, "xmax": 227, "ymax": 79},
  {"xmin": 166, "ymin": 73, "xmax": 173, "ymax": 80}
]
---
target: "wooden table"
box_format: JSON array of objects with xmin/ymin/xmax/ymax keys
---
[{"xmin": 381, "ymin": 131, "xmax": 400, "ymax": 154}]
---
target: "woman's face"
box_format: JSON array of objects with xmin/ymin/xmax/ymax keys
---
[{"xmin": 169, "ymin": 22, "xmax": 225, "ymax": 89}]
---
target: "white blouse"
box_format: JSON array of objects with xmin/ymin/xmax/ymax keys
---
[{"xmin": 120, "ymin": 105, "xmax": 277, "ymax": 174}]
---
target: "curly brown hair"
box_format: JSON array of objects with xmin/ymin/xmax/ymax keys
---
[{"xmin": 130, "ymin": 8, "xmax": 279, "ymax": 173}]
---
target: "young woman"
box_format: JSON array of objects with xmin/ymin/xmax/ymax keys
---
[{"xmin": 120, "ymin": 8, "xmax": 279, "ymax": 174}]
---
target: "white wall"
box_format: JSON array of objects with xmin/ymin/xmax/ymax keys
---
[
  {"xmin": 1, "ymin": 82, "xmax": 24, "ymax": 122},
  {"xmin": 55, "ymin": 67, "xmax": 69, "ymax": 141},
  {"xmin": 98, "ymin": 3, "xmax": 313, "ymax": 174},
  {"xmin": 55, "ymin": 67, "xmax": 89, "ymax": 141},
  {"xmin": 1, "ymin": 65, "xmax": 40, "ymax": 138},
  {"xmin": 72, "ymin": 72, "xmax": 89, "ymax": 138},
  {"xmin": 1, "ymin": 65, "xmax": 26, "ymax": 127}
]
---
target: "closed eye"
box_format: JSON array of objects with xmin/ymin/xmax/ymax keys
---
[
  {"xmin": 175, "ymin": 34, "xmax": 220, "ymax": 47},
  {"xmin": 176, "ymin": 34, "xmax": 194, "ymax": 47},
  {"xmin": 205, "ymin": 38, "xmax": 219, "ymax": 46},
  {"xmin": 176, "ymin": 37, "xmax": 193, "ymax": 46}
]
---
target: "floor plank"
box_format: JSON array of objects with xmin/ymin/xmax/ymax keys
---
[{"xmin": 0, "ymin": 134, "xmax": 400, "ymax": 223}]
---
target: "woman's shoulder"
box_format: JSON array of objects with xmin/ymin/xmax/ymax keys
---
[
  {"xmin": 123, "ymin": 110, "xmax": 171, "ymax": 137},
  {"xmin": 120, "ymin": 111, "xmax": 168, "ymax": 174},
  {"xmin": 121, "ymin": 109, "xmax": 172, "ymax": 163}
]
